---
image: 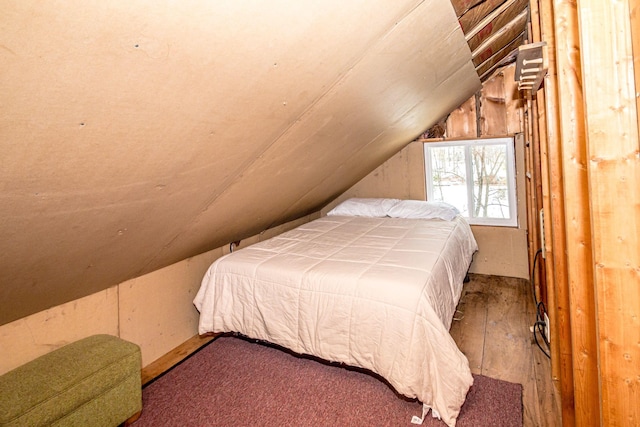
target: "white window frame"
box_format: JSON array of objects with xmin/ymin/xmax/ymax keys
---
[{"xmin": 424, "ymin": 137, "xmax": 518, "ymax": 227}]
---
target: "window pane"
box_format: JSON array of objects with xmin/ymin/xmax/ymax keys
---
[
  {"xmin": 429, "ymin": 145, "xmax": 468, "ymax": 216},
  {"xmin": 425, "ymin": 137, "xmax": 517, "ymax": 227},
  {"xmin": 471, "ymin": 144, "xmax": 510, "ymax": 219}
]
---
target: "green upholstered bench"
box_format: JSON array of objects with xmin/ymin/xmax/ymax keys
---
[{"xmin": 0, "ymin": 334, "xmax": 142, "ymax": 427}]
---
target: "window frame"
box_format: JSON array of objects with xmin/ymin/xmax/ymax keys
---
[{"xmin": 424, "ymin": 137, "xmax": 518, "ymax": 227}]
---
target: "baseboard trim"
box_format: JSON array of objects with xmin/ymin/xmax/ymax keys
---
[{"xmin": 141, "ymin": 333, "xmax": 220, "ymax": 385}]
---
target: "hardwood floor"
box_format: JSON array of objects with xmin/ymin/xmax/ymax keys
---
[{"xmin": 450, "ymin": 274, "xmax": 562, "ymax": 427}]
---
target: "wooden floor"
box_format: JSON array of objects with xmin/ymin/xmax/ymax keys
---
[{"xmin": 450, "ymin": 274, "xmax": 561, "ymax": 427}]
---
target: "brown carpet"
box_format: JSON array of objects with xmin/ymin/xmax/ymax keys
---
[{"xmin": 135, "ymin": 336, "xmax": 522, "ymax": 426}]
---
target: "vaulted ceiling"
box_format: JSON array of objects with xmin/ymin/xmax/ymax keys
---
[{"xmin": 0, "ymin": 0, "xmax": 529, "ymax": 325}]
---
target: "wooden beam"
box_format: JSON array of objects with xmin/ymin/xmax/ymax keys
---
[
  {"xmin": 537, "ymin": 1, "xmax": 574, "ymax": 424},
  {"xmin": 465, "ymin": 0, "xmax": 518, "ymax": 41},
  {"xmin": 529, "ymin": 0, "xmax": 548, "ymax": 309},
  {"xmin": 577, "ymin": 1, "xmax": 640, "ymax": 425},
  {"xmin": 552, "ymin": 0, "xmax": 600, "ymax": 425},
  {"xmin": 633, "ymin": 0, "xmax": 640, "ymax": 140},
  {"xmin": 530, "ymin": 97, "xmax": 547, "ymax": 303},
  {"xmin": 476, "ymin": 34, "xmax": 525, "ymax": 80},
  {"xmin": 471, "ymin": 9, "xmax": 530, "ymax": 59}
]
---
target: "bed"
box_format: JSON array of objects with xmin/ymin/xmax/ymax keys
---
[{"xmin": 194, "ymin": 198, "xmax": 478, "ymax": 426}]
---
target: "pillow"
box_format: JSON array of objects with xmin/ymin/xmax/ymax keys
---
[
  {"xmin": 387, "ymin": 200, "xmax": 460, "ymax": 221},
  {"xmin": 326, "ymin": 198, "xmax": 400, "ymax": 217}
]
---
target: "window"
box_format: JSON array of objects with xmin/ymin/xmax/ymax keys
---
[{"xmin": 424, "ymin": 137, "xmax": 517, "ymax": 226}]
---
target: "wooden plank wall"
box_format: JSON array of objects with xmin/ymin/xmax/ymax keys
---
[
  {"xmin": 577, "ymin": 1, "xmax": 640, "ymax": 425},
  {"xmin": 552, "ymin": 2, "xmax": 601, "ymax": 426},
  {"xmin": 534, "ymin": 0, "xmax": 640, "ymax": 425},
  {"xmin": 445, "ymin": 64, "xmax": 522, "ymax": 139}
]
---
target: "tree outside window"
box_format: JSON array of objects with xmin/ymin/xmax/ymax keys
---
[{"xmin": 425, "ymin": 138, "xmax": 517, "ymax": 227}]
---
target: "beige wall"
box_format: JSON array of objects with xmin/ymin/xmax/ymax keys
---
[
  {"xmin": 0, "ymin": 138, "xmax": 527, "ymax": 375},
  {"xmin": 468, "ymin": 133, "xmax": 529, "ymax": 278},
  {"xmin": 0, "ymin": 213, "xmax": 318, "ymax": 375},
  {"xmin": 322, "ymin": 141, "xmax": 426, "ymax": 213}
]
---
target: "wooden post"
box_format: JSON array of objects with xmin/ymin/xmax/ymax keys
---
[
  {"xmin": 552, "ymin": 0, "xmax": 600, "ymax": 425},
  {"xmin": 633, "ymin": 0, "xmax": 640, "ymax": 139},
  {"xmin": 537, "ymin": 0, "xmax": 574, "ymax": 424},
  {"xmin": 577, "ymin": 1, "xmax": 640, "ymax": 425},
  {"xmin": 524, "ymin": 96, "xmax": 537, "ymax": 282},
  {"xmin": 529, "ymin": 97, "xmax": 547, "ymax": 304}
]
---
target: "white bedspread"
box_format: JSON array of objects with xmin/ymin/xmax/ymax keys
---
[{"xmin": 194, "ymin": 215, "xmax": 478, "ymax": 426}]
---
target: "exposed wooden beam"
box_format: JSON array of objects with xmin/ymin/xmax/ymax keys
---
[
  {"xmin": 534, "ymin": 1, "xmax": 578, "ymax": 423},
  {"xmin": 533, "ymin": 0, "xmax": 564, "ymax": 400},
  {"xmin": 633, "ymin": 0, "xmax": 640, "ymax": 140},
  {"xmin": 471, "ymin": 9, "xmax": 529, "ymax": 58},
  {"xmin": 465, "ymin": 0, "xmax": 518, "ymax": 41},
  {"xmin": 476, "ymin": 35, "xmax": 523, "ymax": 80},
  {"xmin": 577, "ymin": 0, "xmax": 640, "ymax": 425}
]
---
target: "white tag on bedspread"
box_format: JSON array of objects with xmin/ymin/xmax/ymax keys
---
[{"xmin": 410, "ymin": 404, "xmax": 430, "ymax": 424}]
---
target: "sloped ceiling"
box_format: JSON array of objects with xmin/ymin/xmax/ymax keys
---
[{"xmin": 0, "ymin": 0, "xmax": 483, "ymax": 325}]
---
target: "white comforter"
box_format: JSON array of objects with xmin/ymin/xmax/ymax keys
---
[{"xmin": 194, "ymin": 215, "xmax": 477, "ymax": 426}]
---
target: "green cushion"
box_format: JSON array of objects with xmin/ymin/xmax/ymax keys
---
[{"xmin": 0, "ymin": 334, "xmax": 141, "ymax": 427}]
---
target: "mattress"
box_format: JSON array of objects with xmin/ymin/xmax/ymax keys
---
[{"xmin": 194, "ymin": 215, "xmax": 478, "ymax": 426}]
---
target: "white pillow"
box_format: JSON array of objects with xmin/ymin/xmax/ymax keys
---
[
  {"xmin": 387, "ymin": 200, "xmax": 460, "ymax": 221},
  {"xmin": 326, "ymin": 198, "xmax": 400, "ymax": 217}
]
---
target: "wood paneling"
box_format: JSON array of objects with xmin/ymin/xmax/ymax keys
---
[
  {"xmin": 446, "ymin": 96, "xmax": 478, "ymax": 139},
  {"xmin": 0, "ymin": 213, "xmax": 319, "ymax": 377},
  {"xmin": 578, "ymin": 1, "xmax": 640, "ymax": 425},
  {"xmin": 552, "ymin": 0, "xmax": 600, "ymax": 424},
  {"xmin": 468, "ymin": 226, "xmax": 529, "ymax": 278},
  {"xmin": 0, "ymin": 288, "xmax": 119, "ymax": 375},
  {"xmin": 502, "ymin": 60, "xmax": 524, "ymax": 135},
  {"xmin": 480, "ymin": 72, "xmax": 508, "ymax": 136}
]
